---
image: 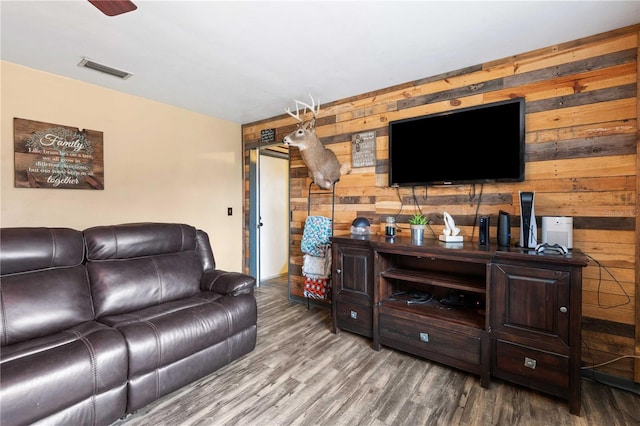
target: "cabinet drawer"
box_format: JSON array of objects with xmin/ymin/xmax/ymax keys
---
[
  {"xmin": 493, "ymin": 339, "xmax": 569, "ymax": 392},
  {"xmin": 335, "ymin": 300, "xmax": 372, "ymax": 337},
  {"xmin": 379, "ymin": 312, "xmax": 481, "ymax": 366}
]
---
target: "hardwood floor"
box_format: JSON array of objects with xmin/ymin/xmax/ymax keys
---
[{"xmin": 115, "ymin": 276, "xmax": 639, "ymax": 426}]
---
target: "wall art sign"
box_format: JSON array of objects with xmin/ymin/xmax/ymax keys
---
[
  {"xmin": 261, "ymin": 128, "xmax": 276, "ymax": 144},
  {"xmin": 351, "ymin": 131, "xmax": 376, "ymax": 168},
  {"xmin": 14, "ymin": 118, "xmax": 104, "ymax": 189}
]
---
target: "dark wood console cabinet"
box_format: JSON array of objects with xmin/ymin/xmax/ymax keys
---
[
  {"xmin": 330, "ymin": 235, "xmax": 587, "ymax": 415},
  {"xmin": 331, "ymin": 236, "xmax": 375, "ymax": 337},
  {"xmin": 489, "ymin": 251, "xmax": 586, "ymax": 415}
]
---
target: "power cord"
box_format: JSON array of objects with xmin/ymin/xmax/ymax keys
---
[
  {"xmin": 581, "ymin": 355, "xmax": 640, "ymax": 370},
  {"xmin": 470, "ymin": 183, "xmax": 484, "ymax": 242},
  {"xmin": 583, "ymin": 252, "xmax": 631, "ymax": 309},
  {"xmin": 411, "ymin": 185, "xmax": 438, "ymax": 238},
  {"xmin": 393, "ymin": 185, "xmax": 404, "ymax": 221},
  {"xmin": 582, "ymin": 339, "xmax": 640, "ymax": 422},
  {"xmin": 411, "ymin": 185, "xmax": 424, "ymax": 216}
]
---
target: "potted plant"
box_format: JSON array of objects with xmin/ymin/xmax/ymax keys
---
[{"xmin": 409, "ymin": 213, "xmax": 429, "ymax": 243}]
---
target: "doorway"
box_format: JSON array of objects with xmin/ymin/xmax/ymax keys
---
[{"xmin": 249, "ymin": 145, "xmax": 289, "ymax": 285}]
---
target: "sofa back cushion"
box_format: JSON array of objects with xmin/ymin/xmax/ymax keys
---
[
  {"xmin": 0, "ymin": 228, "xmax": 93, "ymax": 346},
  {"xmin": 84, "ymin": 223, "xmax": 205, "ymax": 318},
  {"xmin": 0, "ymin": 227, "xmax": 85, "ymax": 275}
]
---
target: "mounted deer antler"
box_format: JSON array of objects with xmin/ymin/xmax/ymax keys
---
[
  {"xmin": 284, "ymin": 95, "xmax": 320, "ymax": 124},
  {"xmin": 283, "ymin": 95, "xmax": 344, "ymax": 190}
]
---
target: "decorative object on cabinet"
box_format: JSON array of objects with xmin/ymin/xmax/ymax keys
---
[
  {"xmin": 350, "ymin": 217, "xmax": 372, "ymax": 235},
  {"xmin": 409, "ymin": 213, "xmax": 429, "ymax": 243},
  {"xmin": 439, "ymin": 211, "xmax": 463, "ymax": 242}
]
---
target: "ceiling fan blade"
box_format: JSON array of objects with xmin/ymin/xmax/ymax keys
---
[{"xmin": 88, "ymin": 0, "xmax": 137, "ymax": 16}]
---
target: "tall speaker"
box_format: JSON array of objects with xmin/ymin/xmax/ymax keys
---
[
  {"xmin": 479, "ymin": 216, "xmax": 490, "ymax": 246},
  {"xmin": 497, "ymin": 211, "xmax": 510, "ymax": 247},
  {"xmin": 519, "ymin": 191, "xmax": 537, "ymax": 248}
]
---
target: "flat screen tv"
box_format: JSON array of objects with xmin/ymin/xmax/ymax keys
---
[{"xmin": 388, "ymin": 98, "xmax": 525, "ymax": 186}]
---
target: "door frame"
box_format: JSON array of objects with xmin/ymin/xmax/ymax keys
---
[{"xmin": 249, "ymin": 145, "xmax": 290, "ymax": 290}]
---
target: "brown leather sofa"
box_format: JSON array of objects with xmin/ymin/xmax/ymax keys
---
[{"xmin": 0, "ymin": 223, "xmax": 257, "ymax": 426}]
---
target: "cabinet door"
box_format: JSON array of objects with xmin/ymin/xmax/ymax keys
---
[
  {"xmin": 332, "ymin": 242, "xmax": 374, "ymax": 337},
  {"xmin": 490, "ymin": 263, "xmax": 571, "ymax": 353},
  {"xmin": 334, "ymin": 244, "xmax": 374, "ymax": 300}
]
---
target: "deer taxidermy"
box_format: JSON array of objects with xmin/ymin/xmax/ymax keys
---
[{"xmin": 283, "ymin": 95, "xmax": 345, "ymax": 190}]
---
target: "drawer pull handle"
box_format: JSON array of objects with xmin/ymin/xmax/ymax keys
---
[
  {"xmin": 420, "ymin": 332, "xmax": 429, "ymax": 342},
  {"xmin": 560, "ymin": 306, "xmax": 568, "ymax": 313},
  {"xmin": 336, "ymin": 268, "xmax": 342, "ymax": 274},
  {"xmin": 524, "ymin": 357, "xmax": 537, "ymax": 369},
  {"xmin": 350, "ymin": 310, "xmax": 358, "ymax": 320}
]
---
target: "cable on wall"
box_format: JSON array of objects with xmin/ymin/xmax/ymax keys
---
[
  {"xmin": 582, "ymin": 253, "xmax": 631, "ymax": 309},
  {"xmin": 470, "ymin": 184, "xmax": 484, "ymax": 242}
]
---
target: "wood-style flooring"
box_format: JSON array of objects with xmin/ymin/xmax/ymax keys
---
[{"xmin": 114, "ymin": 276, "xmax": 639, "ymax": 426}]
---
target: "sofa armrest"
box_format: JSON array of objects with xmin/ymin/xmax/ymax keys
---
[{"xmin": 201, "ymin": 270, "xmax": 256, "ymax": 296}]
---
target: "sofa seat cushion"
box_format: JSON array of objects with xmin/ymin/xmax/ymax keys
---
[
  {"xmin": 0, "ymin": 321, "xmax": 128, "ymax": 426},
  {"xmin": 99, "ymin": 292, "xmax": 257, "ymax": 378}
]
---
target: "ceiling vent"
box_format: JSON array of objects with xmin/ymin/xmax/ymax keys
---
[{"xmin": 78, "ymin": 57, "xmax": 133, "ymax": 79}]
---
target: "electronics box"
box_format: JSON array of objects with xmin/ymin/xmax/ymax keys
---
[{"xmin": 541, "ymin": 216, "xmax": 573, "ymax": 249}]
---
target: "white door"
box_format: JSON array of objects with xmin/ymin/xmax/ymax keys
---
[{"xmin": 258, "ymin": 153, "xmax": 289, "ymax": 280}]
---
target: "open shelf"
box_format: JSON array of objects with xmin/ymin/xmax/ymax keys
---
[
  {"xmin": 380, "ymin": 292, "xmax": 485, "ymax": 329},
  {"xmin": 380, "ymin": 267, "xmax": 486, "ymax": 294}
]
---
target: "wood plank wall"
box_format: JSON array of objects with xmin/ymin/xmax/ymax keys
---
[{"xmin": 242, "ymin": 25, "xmax": 639, "ymax": 383}]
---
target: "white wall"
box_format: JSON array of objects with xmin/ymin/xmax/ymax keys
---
[{"xmin": 1, "ymin": 61, "xmax": 244, "ymax": 271}]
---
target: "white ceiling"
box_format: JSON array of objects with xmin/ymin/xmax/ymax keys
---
[{"xmin": 2, "ymin": 1, "xmax": 639, "ymax": 124}]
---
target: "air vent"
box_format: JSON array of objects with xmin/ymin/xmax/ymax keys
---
[{"xmin": 78, "ymin": 57, "xmax": 133, "ymax": 79}]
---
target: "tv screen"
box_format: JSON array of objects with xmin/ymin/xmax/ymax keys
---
[{"xmin": 388, "ymin": 98, "xmax": 525, "ymax": 186}]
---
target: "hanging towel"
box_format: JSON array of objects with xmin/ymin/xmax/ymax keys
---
[
  {"xmin": 301, "ymin": 215, "xmax": 332, "ymax": 257},
  {"xmin": 304, "ymin": 277, "xmax": 330, "ymax": 300},
  {"xmin": 302, "ymin": 249, "xmax": 332, "ymax": 279}
]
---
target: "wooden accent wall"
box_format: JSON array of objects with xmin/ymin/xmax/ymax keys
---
[{"xmin": 243, "ymin": 25, "xmax": 639, "ymax": 383}]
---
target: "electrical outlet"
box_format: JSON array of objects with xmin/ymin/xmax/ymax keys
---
[{"xmin": 227, "ymin": 207, "xmax": 232, "ymax": 216}]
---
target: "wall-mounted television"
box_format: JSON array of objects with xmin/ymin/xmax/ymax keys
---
[{"xmin": 388, "ymin": 98, "xmax": 525, "ymax": 186}]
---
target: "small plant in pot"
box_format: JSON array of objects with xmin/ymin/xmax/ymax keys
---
[
  {"xmin": 409, "ymin": 213, "xmax": 429, "ymax": 226},
  {"xmin": 409, "ymin": 213, "xmax": 429, "ymax": 243}
]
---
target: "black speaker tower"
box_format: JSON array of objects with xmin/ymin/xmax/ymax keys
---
[{"xmin": 479, "ymin": 216, "xmax": 489, "ymax": 246}]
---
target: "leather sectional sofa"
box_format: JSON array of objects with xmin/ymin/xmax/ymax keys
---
[{"xmin": 0, "ymin": 223, "xmax": 257, "ymax": 426}]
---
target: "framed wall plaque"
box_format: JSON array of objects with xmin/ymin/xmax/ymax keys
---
[
  {"xmin": 14, "ymin": 118, "xmax": 104, "ymax": 189},
  {"xmin": 261, "ymin": 128, "xmax": 276, "ymax": 144},
  {"xmin": 351, "ymin": 131, "xmax": 376, "ymax": 168}
]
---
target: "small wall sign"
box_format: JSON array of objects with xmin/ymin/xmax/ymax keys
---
[
  {"xmin": 351, "ymin": 131, "xmax": 376, "ymax": 168},
  {"xmin": 261, "ymin": 128, "xmax": 276, "ymax": 144},
  {"xmin": 14, "ymin": 118, "xmax": 104, "ymax": 189}
]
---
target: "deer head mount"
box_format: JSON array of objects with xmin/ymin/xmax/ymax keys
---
[{"xmin": 283, "ymin": 95, "xmax": 343, "ymax": 190}]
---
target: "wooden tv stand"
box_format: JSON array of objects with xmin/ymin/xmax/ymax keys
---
[{"xmin": 331, "ymin": 235, "xmax": 587, "ymax": 415}]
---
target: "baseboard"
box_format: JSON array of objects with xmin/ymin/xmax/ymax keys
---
[{"xmin": 582, "ymin": 369, "xmax": 640, "ymax": 395}]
